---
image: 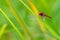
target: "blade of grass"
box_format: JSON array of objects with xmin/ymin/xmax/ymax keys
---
[
  {"xmin": 0, "ymin": 24, "xmax": 7, "ymax": 38},
  {"xmin": 28, "ymin": 0, "xmax": 47, "ymax": 33},
  {"xmin": 0, "ymin": 8, "xmax": 24, "ymax": 40},
  {"xmin": 28, "ymin": 0, "xmax": 39, "ymax": 15},
  {"xmin": 19, "ymin": 0, "xmax": 60, "ymax": 39},
  {"xmin": 27, "ymin": 0, "xmax": 52, "ymax": 40},
  {"xmin": 28, "ymin": 0, "xmax": 59, "ymax": 39},
  {"xmin": 44, "ymin": 23, "xmax": 60, "ymax": 39},
  {"xmin": 19, "ymin": 0, "xmax": 46, "ymax": 33},
  {"xmin": 6, "ymin": 0, "xmax": 32, "ymax": 40}
]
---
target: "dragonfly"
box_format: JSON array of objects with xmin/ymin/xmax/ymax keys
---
[{"xmin": 39, "ymin": 12, "xmax": 51, "ymax": 19}]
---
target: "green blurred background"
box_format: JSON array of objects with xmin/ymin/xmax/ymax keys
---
[{"xmin": 0, "ymin": 0, "xmax": 60, "ymax": 40}]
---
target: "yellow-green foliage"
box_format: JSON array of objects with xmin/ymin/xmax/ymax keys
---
[{"xmin": 0, "ymin": 0, "xmax": 60, "ymax": 40}]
